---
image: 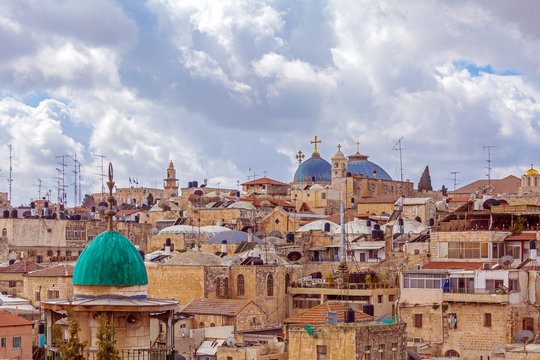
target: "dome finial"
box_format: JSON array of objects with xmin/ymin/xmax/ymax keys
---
[
  {"xmin": 310, "ymin": 136, "xmax": 321, "ymax": 155},
  {"xmin": 105, "ymin": 163, "xmax": 116, "ymax": 230},
  {"xmin": 356, "ymin": 140, "xmax": 360, "ymax": 155},
  {"xmin": 296, "ymin": 150, "xmax": 305, "ymax": 164}
]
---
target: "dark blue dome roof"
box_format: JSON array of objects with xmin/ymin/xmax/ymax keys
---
[
  {"xmin": 294, "ymin": 153, "xmax": 331, "ymax": 183},
  {"xmin": 347, "ymin": 154, "xmax": 392, "ymax": 180}
]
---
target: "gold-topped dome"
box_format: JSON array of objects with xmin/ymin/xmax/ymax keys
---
[{"xmin": 526, "ymin": 167, "xmax": 539, "ymax": 176}]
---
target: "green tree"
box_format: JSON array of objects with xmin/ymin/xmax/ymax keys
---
[
  {"xmin": 441, "ymin": 185, "xmax": 448, "ymax": 196},
  {"xmin": 96, "ymin": 313, "xmax": 121, "ymax": 360},
  {"xmin": 418, "ymin": 166, "xmax": 433, "ymax": 191},
  {"xmin": 57, "ymin": 308, "xmax": 86, "ymax": 360}
]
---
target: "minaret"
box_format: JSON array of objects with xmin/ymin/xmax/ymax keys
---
[
  {"xmin": 163, "ymin": 160, "xmax": 179, "ymax": 198},
  {"xmin": 331, "ymin": 144, "xmax": 348, "ymax": 181}
]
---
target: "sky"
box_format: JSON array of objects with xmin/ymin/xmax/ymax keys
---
[{"xmin": 1, "ymin": 0, "xmax": 540, "ymax": 206}]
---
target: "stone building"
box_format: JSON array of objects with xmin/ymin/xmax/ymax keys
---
[
  {"xmin": 0, "ymin": 310, "xmax": 33, "ymax": 360},
  {"xmin": 241, "ymin": 177, "xmax": 289, "ymax": 196},
  {"xmin": 0, "ymin": 260, "xmax": 43, "ymax": 296},
  {"xmin": 163, "ymin": 160, "xmax": 179, "ymax": 198},
  {"xmin": 180, "ymin": 298, "xmax": 267, "ymax": 331},
  {"xmin": 23, "ymin": 264, "xmax": 74, "ymax": 307},
  {"xmin": 285, "ymin": 302, "xmax": 407, "ymax": 360}
]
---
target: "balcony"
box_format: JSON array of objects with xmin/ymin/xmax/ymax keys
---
[
  {"xmin": 442, "ymin": 287, "xmax": 510, "ymax": 303},
  {"xmin": 45, "ymin": 347, "xmax": 174, "ymax": 359}
]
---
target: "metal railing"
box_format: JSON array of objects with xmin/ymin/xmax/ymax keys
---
[
  {"xmin": 445, "ymin": 287, "xmax": 508, "ymax": 295},
  {"xmin": 45, "ymin": 347, "xmax": 174, "ymax": 360}
]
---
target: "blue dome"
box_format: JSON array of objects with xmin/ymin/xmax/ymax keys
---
[
  {"xmin": 347, "ymin": 154, "xmax": 392, "ymax": 180},
  {"xmin": 294, "ymin": 153, "xmax": 331, "ymax": 183}
]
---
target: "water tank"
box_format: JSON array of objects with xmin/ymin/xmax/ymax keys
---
[
  {"xmin": 10, "ymin": 210, "xmax": 17, "ymax": 218},
  {"xmin": 252, "ymin": 258, "xmax": 264, "ymax": 265},
  {"xmin": 374, "ymin": 223, "xmax": 380, "ymax": 230},
  {"xmin": 44, "ymin": 201, "xmax": 48, "ymax": 208},
  {"xmin": 3, "ymin": 210, "xmax": 9, "ymax": 218},
  {"xmin": 38, "ymin": 323, "xmax": 45, "ymax": 334},
  {"xmin": 286, "ymin": 233, "xmax": 295, "ymax": 243},
  {"xmin": 134, "ymin": 215, "xmax": 140, "ymax": 223},
  {"xmin": 323, "ymin": 222, "xmax": 331, "ymax": 232},
  {"xmin": 415, "ymin": 216, "xmax": 422, "ymax": 223},
  {"xmin": 188, "ymin": 181, "xmax": 193, "ymax": 188},
  {"xmin": 398, "ymin": 218, "xmax": 404, "ymax": 226},
  {"xmin": 429, "ymin": 218, "xmax": 434, "ymax": 227},
  {"xmin": 193, "ymin": 181, "xmax": 198, "ymax": 188},
  {"xmin": 30, "ymin": 202, "xmax": 36, "ymax": 209},
  {"xmin": 165, "ymin": 238, "xmax": 171, "ymax": 246},
  {"xmin": 74, "ymin": 215, "xmax": 81, "ymax": 221},
  {"xmin": 344, "ymin": 308, "xmax": 355, "ymax": 323},
  {"xmin": 530, "ymin": 240, "xmax": 537, "ymax": 250},
  {"xmin": 59, "ymin": 212, "xmax": 65, "ymax": 220},
  {"xmin": 9, "ymin": 259, "xmax": 15, "ymax": 265},
  {"xmin": 91, "ymin": 206, "xmax": 96, "ymax": 213},
  {"xmin": 366, "ymin": 220, "xmax": 371, "ymax": 227},
  {"xmin": 363, "ymin": 303, "xmax": 374, "ymax": 316}
]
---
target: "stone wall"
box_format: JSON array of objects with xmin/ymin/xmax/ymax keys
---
[
  {"xmin": 234, "ymin": 302, "xmax": 267, "ymax": 331},
  {"xmin": 23, "ymin": 275, "xmax": 74, "ymax": 306},
  {"xmin": 146, "ymin": 264, "xmax": 206, "ymax": 305}
]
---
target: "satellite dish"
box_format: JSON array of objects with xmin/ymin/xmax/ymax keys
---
[
  {"xmin": 407, "ymin": 349, "xmax": 421, "ymax": 360},
  {"xmin": 125, "ymin": 313, "xmax": 143, "ymax": 330},
  {"xmin": 514, "ymin": 330, "xmax": 534, "ymax": 344},
  {"xmin": 225, "ymin": 336, "xmax": 236, "ymax": 347},
  {"xmin": 499, "ymin": 255, "xmax": 514, "ymax": 268}
]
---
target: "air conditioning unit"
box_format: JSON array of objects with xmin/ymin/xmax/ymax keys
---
[{"xmin": 483, "ymin": 263, "xmax": 491, "ymax": 270}]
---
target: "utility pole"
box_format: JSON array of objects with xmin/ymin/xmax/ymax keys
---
[
  {"xmin": 483, "ymin": 145, "xmax": 496, "ymax": 187},
  {"xmin": 8, "ymin": 145, "xmax": 13, "ymax": 204},
  {"xmin": 93, "ymin": 154, "xmax": 106, "ymax": 199},
  {"xmin": 392, "ymin": 137, "xmax": 405, "ymax": 182},
  {"xmin": 450, "ymin": 172, "xmax": 460, "ymax": 192}
]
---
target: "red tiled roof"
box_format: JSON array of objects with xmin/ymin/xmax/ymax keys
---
[
  {"xmin": 506, "ymin": 233, "xmax": 536, "ymax": 241},
  {"xmin": 0, "ymin": 260, "xmax": 44, "ymax": 273},
  {"xmin": 0, "ymin": 310, "xmax": 33, "ymax": 327},
  {"xmin": 181, "ymin": 298, "xmax": 251, "ymax": 316},
  {"xmin": 422, "ymin": 261, "xmax": 496, "ymax": 270},
  {"xmin": 26, "ymin": 265, "xmax": 74, "ymax": 277},
  {"xmin": 116, "ymin": 209, "xmax": 141, "ymax": 216},
  {"xmin": 450, "ymin": 175, "xmax": 520, "ymax": 195},
  {"xmin": 241, "ymin": 177, "xmax": 288, "ymax": 186},
  {"xmin": 283, "ymin": 301, "xmax": 373, "ymax": 324}
]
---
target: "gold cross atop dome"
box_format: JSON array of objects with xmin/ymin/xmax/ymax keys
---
[
  {"xmin": 337, "ymin": 144, "xmax": 342, "ymax": 151},
  {"xmin": 296, "ymin": 150, "xmax": 305, "ymax": 164},
  {"xmin": 311, "ymin": 136, "xmax": 321, "ymax": 155},
  {"xmin": 105, "ymin": 163, "xmax": 117, "ymax": 230},
  {"xmin": 356, "ymin": 141, "xmax": 360, "ymax": 155}
]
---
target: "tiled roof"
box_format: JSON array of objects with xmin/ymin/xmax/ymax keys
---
[
  {"xmin": 0, "ymin": 310, "xmax": 33, "ymax": 327},
  {"xmin": 283, "ymin": 301, "xmax": 373, "ymax": 324},
  {"xmin": 180, "ymin": 298, "xmax": 251, "ymax": 316},
  {"xmin": 506, "ymin": 233, "xmax": 536, "ymax": 241},
  {"xmin": 450, "ymin": 175, "xmax": 520, "ymax": 195},
  {"xmin": 422, "ymin": 261, "xmax": 496, "ymax": 270},
  {"xmin": 26, "ymin": 265, "xmax": 74, "ymax": 277},
  {"xmin": 241, "ymin": 177, "xmax": 288, "ymax": 186},
  {"xmin": 0, "ymin": 260, "xmax": 44, "ymax": 273}
]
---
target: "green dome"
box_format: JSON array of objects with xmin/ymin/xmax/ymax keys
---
[{"xmin": 73, "ymin": 231, "xmax": 148, "ymax": 286}]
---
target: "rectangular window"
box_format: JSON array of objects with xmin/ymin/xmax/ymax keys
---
[
  {"xmin": 484, "ymin": 313, "xmax": 492, "ymax": 327},
  {"xmin": 12, "ymin": 336, "xmax": 21, "ymax": 349},
  {"xmin": 523, "ymin": 317, "xmax": 534, "ymax": 332},
  {"xmin": 414, "ymin": 314, "xmax": 422, "ymax": 328},
  {"xmin": 439, "ymin": 242, "xmax": 448, "ymax": 259},
  {"xmin": 481, "ymin": 243, "xmax": 489, "ymax": 258},
  {"xmin": 378, "ymin": 295, "xmax": 383, "ymax": 303},
  {"xmin": 389, "ymin": 295, "xmax": 396, "ymax": 301},
  {"xmin": 510, "ymin": 279, "xmax": 520, "ymax": 292},
  {"xmin": 8, "ymin": 280, "xmax": 16, "ymax": 288},
  {"xmin": 321, "ymin": 193, "xmax": 326, "ymax": 199},
  {"xmin": 317, "ymin": 345, "xmax": 327, "ymax": 360},
  {"xmin": 1, "ymin": 338, "xmax": 6, "ymax": 347},
  {"xmin": 35, "ymin": 291, "xmax": 40, "ymax": 302}
]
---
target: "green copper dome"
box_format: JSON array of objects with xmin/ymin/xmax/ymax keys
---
[{"xmin": 73, "ymin": 231, "xmax": 148, "ymax": 286}]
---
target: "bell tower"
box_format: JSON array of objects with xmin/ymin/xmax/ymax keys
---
[
  {"xmin": 331, "ymin": 144, "xmax": 348, "ymax": 181},
  {"xmin": 163, "ymin": 160, "xmax": 179, "ymax": 198}
]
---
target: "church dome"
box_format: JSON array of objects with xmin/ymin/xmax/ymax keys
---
[
  {"xmin": 526, "ymin": 167, "xmax": 539, "ymax": 176},
  {"xmin": 347, "ymin": 153, "xmax": 392, "ymax": 180},
  {"xmin": 293, "ymin": 153, "xmax": 331, "ymax": 183},
  {"xmin": 73, "ymin": 231, "xmax": 148, "ymax": 286}
]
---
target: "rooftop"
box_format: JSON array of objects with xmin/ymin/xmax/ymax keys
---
[
  {"xmin": 0, "ymin": 260, "xmax": 44, "ymax": 273},
  {"xmin": 0, "ymin": 310, "xmax": 33, "ymax": 327},
  {"xmin": 26, "ymin": 264, "xmax": 74, "ymax": 277},
  {"xmin": 181, "ymin": 298, "xmax": 251, "ymax": 316},
  {"xmin": 283, "ymin": 301, "xmax": 373, "ymax": 324},
  {"xmin": 422, "ymin": 261, "xmax": 497, "ymax": 270},
  {"xmin": 241, "ymin": 177, "xmax": 288, "ymax": 186}
]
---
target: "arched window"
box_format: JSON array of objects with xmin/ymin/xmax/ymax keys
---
[
  {"xmin": 285, "ymin": 274, "xmax": 290, "ymax": 294},
  {"xmin": 267, "ymin": 274, "xmax": 274, "ymax": 297},
  {"xmin": 1, "ymin": 228, "xmax": 6, "ymax": 237},
  {"xmin": 199, "ymin": 322, "xmax": 204, "ymax": 328},
  {"xmin": 237, "ymin": 275, "xmax": 245, "ymax": 297},
  {"xmin": 210, "ymin": 323, "xmax": 215, "ymax": 327},
  {"xmin": 215, "ymin": 278, "xmax": 221, "ymax": 298},
  {"xmin": 444, "ymin": 350, "xmax": 460, "ymax": 358},
  {"xmin": 223, "ymin": 278, "xmax": 229, "ymax": 298}
]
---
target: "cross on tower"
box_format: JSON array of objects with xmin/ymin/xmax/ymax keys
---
[
  {"xmin": 337, "ymin": 144, "xmax": 342, "ymax": 152},
  {"xmin": 311, "ymin": 136, "xmax": 321, "ymax": 154},
  {"xmin": 296, "ymin": 150, "xmax": 305, "ymax": 164}
]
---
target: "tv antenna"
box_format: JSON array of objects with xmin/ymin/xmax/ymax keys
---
[
  {"xmin": 55, "ymin": 155, "xmax": 68, "ymax": 206},
  {"xmin": 33, "ymin": 178, "xmax": 43, "ymax": 200},
  {"xmin": 392, "ymin": 137, "xmax": 405, "ymax": 182},
  {"xmin": 483, "ymin": 145, "xmax": 496, "ymax": 187},
  {"xmin": 450, "ymin": 172, "xmax": 460, "ymax": 191},
  {"xmin": 93, "ymin": 154, "xmax": 106, "ymax": 199}
]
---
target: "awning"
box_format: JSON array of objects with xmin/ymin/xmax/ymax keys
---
[{"xmin": 196, "ymin": 340, "xmax": 225, "ymax": 356}]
